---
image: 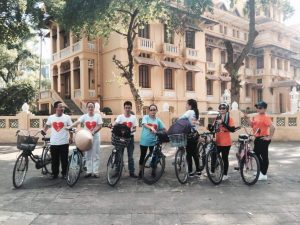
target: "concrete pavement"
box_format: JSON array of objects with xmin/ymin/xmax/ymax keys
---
[{"xmin": 0, "ymin": 142, "xmax": 300, "ymax": 225}]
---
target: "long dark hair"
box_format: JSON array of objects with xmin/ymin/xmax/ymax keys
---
[{"xmin": 187, "ymin": 99, "xmax": 199, "ymax": 120}]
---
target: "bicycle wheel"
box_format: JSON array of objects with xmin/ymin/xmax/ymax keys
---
[
  {"xmin": 107, "ymin": 148, "xmax": 123, "ymax": 187},
  {"xmin": 142, "ymin": 149, "xmax": 165, "ymax": 185},
  {"xmin": 41, "ymin": 146, "xmax": 51, "ymax": 175},
  {"xmin": 12, "ymin": 154, "xmax": 28, "ymax": 188},
  {"xmin": 197, "ymin": 143, "xmax": 206, "ymax": 172},
  {"xmin": 240, "ymin": 152, "xmax": 260, "ymax": 185},
  {"xmin": 66, "ymin": 150, "xmax": 82, "ymax": 187},
  {"xmin": 174, "ymin": 147, "xmax": 188, "ymax": 184},
  {"xmin": 205, "ymin": 150, "xmax": 224, "ymax": 185}
]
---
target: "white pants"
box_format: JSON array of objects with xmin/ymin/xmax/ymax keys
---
[{"xmin": 85, "ymin": 135, "xmax": 100, "ymax": 174}]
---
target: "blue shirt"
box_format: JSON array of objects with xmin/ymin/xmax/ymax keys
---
[{"xmin": 139, "ymin": 115, "xmax": 165, "ymax": 146}]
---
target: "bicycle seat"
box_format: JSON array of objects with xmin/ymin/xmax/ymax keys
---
[
  {"xmin": 42, "ymin": 137, "xmax": 50, "ymax": 142},
  {"xmin": 238, "ymin": 134, "xmax": 249, "ymax": 142}
]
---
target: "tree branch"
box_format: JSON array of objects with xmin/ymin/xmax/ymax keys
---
[{"xmin": 111, "ymin": 28, "xmax": 127, "ymax": 37}]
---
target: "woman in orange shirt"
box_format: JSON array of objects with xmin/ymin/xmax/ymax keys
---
[
  {"xmin": 213, "ymin": 103, "xmax": 236, "ymax": 181},
  {"xmin": 244, "ymin": 101, "xmax": 275, "ymax": 181}
]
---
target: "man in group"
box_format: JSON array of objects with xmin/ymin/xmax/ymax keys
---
[
  {"xmin": 111, "ymin": 101, "xmax": 138, "ymax": 178},
  {"xmin": 244, "ymin": 101, "xmax": 275, "ymax": 181},
  {"xmin": 42, "ymin": 101, "xmax": 73, "ymax": 179}
]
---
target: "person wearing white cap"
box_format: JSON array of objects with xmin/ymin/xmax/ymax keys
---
[{"xmin": 70, "ymin": 102, "xmax": 103, "ymax": 178}]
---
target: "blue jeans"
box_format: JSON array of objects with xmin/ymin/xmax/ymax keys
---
[{"xmin": 126, "ymin": 136, "xmax": 135, "ymax": 174}]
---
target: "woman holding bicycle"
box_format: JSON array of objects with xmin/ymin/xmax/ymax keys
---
[
  {"xmin": 70, "ymin": 102, "xmax": 103, "ymax": 178},
  {"xmin": 179, "ymin": 99, "xmax": 201, "ymax": 177},
  {"xmin": 138, "ymin": 104, "xmax": 166, "ymax": 179},
  {"xmin": 243, "ymin": 101, "xmax": 275, "ymax": 181},
  {"xmin": 213, "ymin": 103, "xmax": 236, "ymax": 181}
]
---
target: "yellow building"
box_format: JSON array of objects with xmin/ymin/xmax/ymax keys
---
[{"xmin": 39, "ymin": 0, "xmax": 300, "ymax": 115}]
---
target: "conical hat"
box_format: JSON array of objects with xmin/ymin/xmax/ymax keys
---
[{"xmin": 75, "ymin": 129, "xmax": 93, "ymax": 151}]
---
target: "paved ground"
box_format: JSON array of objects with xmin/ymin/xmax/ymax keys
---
[{"xmin": 0, "ymin": 142, "xmax": 300, "ymax": 225}]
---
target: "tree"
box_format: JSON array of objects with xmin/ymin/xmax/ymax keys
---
[
  {"xmin": 0, "ymin": 80, "xmax": 37, "ymax": 115},
  {"xmin": 57, "ymin": 0, "xmax": 213, "ymax": 114},
  {"xmin": 224, "ymin": 0, "xmax": 294, "ymax": 104}
]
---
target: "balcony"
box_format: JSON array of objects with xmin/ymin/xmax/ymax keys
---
[
  {"xmin": 60, "ymin": 46, "xmax": 71, "ymax": 58},
  {"xmin": 220, "ymin": 64, "xmax": 227, "ymax": 73},
  {"xmin": 245, "ymin": 68, "xmax": 254, "ymax": 77},
  {"xmin": 163, "ymin": 43, "xmax": 180, "ymax": 57},
  {"xmin": 74, "ymin": 89, "xmax": 81, "ymax": 98},
  {"xmin": 206, "ymin": 62, "xmax": 216, "ymax": 71},
  {"xmin": 256, "ymin": 69, "xmax": 264, "ymax": 76},
  {"xmin": 40, "ymin": 90, "xmax": 51, "ymax": 99},
  {"xmin": 88, "ymin": 90, "xmax": 96, "ymax": 97},
  {"xmin": 184, "ymin": 48, "xmax": 199, "ymax": 60},
  {"xmin": 136, "ymin": 37, "xmax": 155, "ymax": 52},
  {"xmin": 52, "ymin": 53, "xmax": 59, "ymax": 62},
  {"xmin": 72, "ymin": 41, "xmax": 82, "ymax": 52}
]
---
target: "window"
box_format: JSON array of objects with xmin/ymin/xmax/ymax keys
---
[
  {"xmin": 221, "ymin": 82, "xmax": 226, "ymax": 94},
  {"xmin": 138, "ymin": 24, "xmax": 150, "ymax": 38},
  {"xmin": 284, "ymin": 60, "xmax": 288, "ymax": 71},
  {"xmin": 164, "ymin": 24, "xmax": 174, "ymax": 44},
  {"xmin": 257, "ymin": 56, "xmax": 264, "ymax": 69},
  {"xmin": 257, "ymin": 78, "xmax": 262, "ymax": 84},
  {"xmin": 164, "ymin": 69, "xmax": 173, "ymax": 89},
  {"xmin": 139, "ymin": 65, "xmax": 150, "ymax": 88},
  {"xmin": 206, "ymin": 79, "xmax": 213, "ymax": 95},
  {"xmin": 185, "ymin": 31, "xmax": 195, "ymax": 49},
  {"xmin": 186, "ymin": 72, "xmax": 194, "ymax": 91},
  {"xmin": 277, "ymin": 59, "xmax": 282, "ymax": 70},
  {"xmin": 233, "ymin": 29, "xmax": 236, "ymax": 37},
  {"xmin": 245, "ymin": 84, "xmax": 250, "ymax": 97},
  {"xmin": 63, "ymin": 34, "xmax": 69, "ymax": 48},
  {"xmin": 237, "ymin": 30, "xmax": 240, "ymax": 39},
  {"xmin": 245, "ymin": 56, "xmax": 250, "ymax": 68},
  {"xmin": 224, "ymin": 26, "xmax": 227, "ymax": 35},
  {"xmin": 219, "ymin": 25, "xmax": 223, "ymax": 33},
  {"xmin": 271, "ymin": 57, "xmax": 275, "ymax": 68},
  {"xmin": 221, "ymin": 51, "xmax": 226, "ymax": 64},
  {"xmin": 206, "ymin": 48, "xmax": 213, "ymax": 62},
  {"xmin": 257, "ymin": 89, "xmax": 263, "ymax": 102}
]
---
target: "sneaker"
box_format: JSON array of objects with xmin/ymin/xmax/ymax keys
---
[
  {"xmin": 196, "ymin": 171, "xmax": 202, "ymax": 176},
  {"xmin": 50, "ymin": 174, "xmax": 58, "ymax": 180},
  {"xmin": 61, "ymin": 174, "xmax": 67, "ymax": 179},
  {"xmin": 234, "ymin": 167, "xmax": 240, "ymax": 171},
  {"xmin": 138, "ymin": 171, "xmax": 142, "ymax": 179},
  {"xmin": 189, "ymin": 172, "xmax": 195, "ymax": 177},
  {"xmin": 130, "ymin": 173, "xmax": 138, "ymax": 178},
  {"xmin": 85, "ymin": 173, "xmax": 92, "ymax": 178},
  {"xmin": 93, "ymin": 174, "xmax": 100, "ymax": 178},
  {"xmin": 222, "ymin": 175, "xmax": 229, "ymax": 181},
  {"xmin": 258, "ymin": 173, "xmax": 267, "ymax": 181}
]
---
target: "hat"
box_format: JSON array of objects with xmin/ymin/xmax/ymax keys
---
[
  {"xmin": 75, "ymin": 129, "xmax": 93, "ymax": 151},
  {"xmin": 255, "ymin": 101, "xmax": 268, "ymax": 109}
]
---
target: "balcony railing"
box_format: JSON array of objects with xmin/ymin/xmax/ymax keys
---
[
  {"xmin": 206, "ymin": 62, "xmax": 216, "ymax": 71},
  {"xmin": 87, "ymin": 42, "xmax": 96, "ymax": 52},
  {"xmin": 184, "ymin": 48, "xmax": 199, "ymax": 60},
  {"xmin": 72, "ymin": 41, "xmax": 82, "ymax": 52},
  {"xmin": 40, "ymin": 90, "xmax": 51, "ymax": 99},
  {"xmin": 136, "ymin": 37, "xmax": 155, "ymax": 52},
  {"xmin": 74, "ymin": 89, "xmax": 81, "ymax": 98},
  {"xmin": 52, "ymin": 53, "xmax": 59, "ymax": 62},
  {"xmin": 245, "ymin": 68, "xmax": 254, "ymax": 76},
  {"xmin": 60, "ymin": 46, "xmax": 71, "ymax": 58},
  {"xmin": 256, "ymin": 69, "xmax": 264, "ymax": 76},
  {"xmin": 163, "ymin": 43, "xmax": 179, "ymax": 57},
  {"xmin": 88, "ymin": 90, "xmax": 96, "ymax": 97}
]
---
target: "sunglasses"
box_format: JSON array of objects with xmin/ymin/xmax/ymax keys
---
[{"xmin": 149, "ymin": 109, "xmax": 157, "ymax": 111}]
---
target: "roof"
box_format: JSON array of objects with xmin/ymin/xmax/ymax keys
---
[
  {"xmin": 161, "ymin": 61, "xmax": 183, "ymax": 69},
  {"xmin": 183, "ymin": 64, "xmax": 203, "ymax": 72},
  {"xmin": 134, "ymin": 57, "xmax": 160, "ymax": 66}
]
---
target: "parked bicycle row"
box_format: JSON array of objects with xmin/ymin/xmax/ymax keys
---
[{"xmin": 12, "ymin": 99, "xmax": 275, "ymax": 188}]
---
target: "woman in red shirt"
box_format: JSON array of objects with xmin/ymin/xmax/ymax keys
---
[{"xmin": 213, "ymin": 103, "xmax": 236, "ymax": 181}]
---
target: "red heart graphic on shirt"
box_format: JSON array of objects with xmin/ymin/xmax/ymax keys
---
[
  {"xmin": 123, "ymin": 122, "xmax": 133, "ymax": 128},
  {"xmin": 85, "ymin": 121, "xmax": 97, "ymax": 131},
  {"xmin": 52, "ymin": 122, "xmax": 64, "ymax": 132},
  {"xmin": 147, "ymin": 123, "xmax": 158, "ymax": 130}
]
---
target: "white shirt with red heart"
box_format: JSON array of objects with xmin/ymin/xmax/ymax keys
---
[
  {"xmin": 115, "ymin": 114, "xmax": 137, "ymax": 134},
  {"xmin": 46, "ymin": 114, "xmax": 72, "ymax": 145},
  {"xmin": 79, "ymin": 113, "xmax": 103, "ymax": 137}
]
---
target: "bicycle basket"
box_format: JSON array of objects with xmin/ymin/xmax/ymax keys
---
[
  {"xmin": 156, "ymin": 131, "xmax": 169, "ymax": 143},
  {"xmin": 168, "ymin": 134, "xmax": 187, "ymax": 147},
  {"xmin": 111, "ymin": 133, "xmax": 130, "ymax": 148},
  {"xmin": 187, "ymin": 131, "xmax": 199, "ymax": 143},
  {"xmin": 112, "ymin": 124, "xmax": 131, "ymax": 138},
  {"xmin": 17, "ymin": 135, "xmax": 39, "ymax": 151}
]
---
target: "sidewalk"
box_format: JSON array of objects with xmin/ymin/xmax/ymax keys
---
[{"xmin": 0, "ymin": 142, "xmax": 299, "ymax": 225}]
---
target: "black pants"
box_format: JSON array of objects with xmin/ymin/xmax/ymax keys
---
[
  {"xmin": 139, "ymin": 145, "xmax": 154, "ymax": 166},
  {"xmin": 186, "ymin": 139, "xmax": 200, "ymax": 173},
  {"xmin": 217, "ymin": 146, "xmax": 231, "ymax": 175},
  {"xmin": 254, "ymin": 138, "xmax": 271, "ymax": 175},
  {"xmin": 50, "ymin": 144, "xmax": 69, "ymax": 176}
]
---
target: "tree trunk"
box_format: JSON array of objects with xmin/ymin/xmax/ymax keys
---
[{"xmin": 224, "ymin": 0, "xmax": 258, "ymax": 106}]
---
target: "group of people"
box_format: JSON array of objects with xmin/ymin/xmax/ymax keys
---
[{"xmin": 42, "ymin": 99, "xmax": 275, "ymax": 182}]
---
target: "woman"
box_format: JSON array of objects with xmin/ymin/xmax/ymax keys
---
[
  {"xmin": 138, "ymin": 104, "xmax": 165, "ymax": 178},
  {"xmin": 214, "ymin": 103, "xmax": 236, "ymax": 181},
  {"xmin": 71, "ymin": 102, "xmax": 103, "ymax": 178},
  {"xmin": 179, "ymin": 99, "xmax": 200, "ymax": 177}
]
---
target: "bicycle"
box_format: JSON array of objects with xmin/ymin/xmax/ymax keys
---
[
  {"xmin": 234, "ymin": 127, "xmax": 260, "ymax": 185},
  {"xmin": 12, "ymin": 130, "xmax": 52, "ymax": 189},
  {"xmin": 66, "ymin": 128, "xmax": 90, "ymax": 187},
  {"xmin": 106, "ymin": 124, "xmax": 131, "ymax": 187},
  {"xmin": 170, "ymin": 133, "xmax": 189, "ymax": 184},
  {"xmin": 142, "ymin": 130, "xmax": 169, "ymax": 185}
]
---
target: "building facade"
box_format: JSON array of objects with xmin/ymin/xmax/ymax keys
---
[{"xmin": 38, "ymin": 0, "xmax": 300, "ymax": 115}]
